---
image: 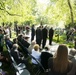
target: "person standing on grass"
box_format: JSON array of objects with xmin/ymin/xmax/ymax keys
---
[
  {"xmin": 36, "ymin": 27, "xmax": 42, "ymax": 46},
  {"xmin": 31, "ymin": 25, "xmax": 35, "ymax": 41},
  {"xmin": 42, "ymin": 26, "xmax": 48, "ymax": 48},
  {"xmin": 49, "ymin": 27, "xmax": 54, "ymax": 45}
]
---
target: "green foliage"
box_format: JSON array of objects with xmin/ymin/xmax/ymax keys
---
[
  {"xmin": 0, "ymin": 0, "xmax": 76, "ymax": 26},
  {"xmin": 53, "ymin": 33, "xmax": 74, "ymax": 48},
  {"xmin": 0, "ymin": 0, "xmax": 36, "ymax": 24}
]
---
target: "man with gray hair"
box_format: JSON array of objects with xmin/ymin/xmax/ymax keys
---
[
  {"xmin": 68, "ymin": 49, "xmax": 76, "ymax": 65},
  {"xmin": 11, "ymin": 44, "xmax": 27, "ymax": 65}
]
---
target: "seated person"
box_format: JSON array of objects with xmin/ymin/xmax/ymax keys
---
[
  {"xmin": 0, "ymin": 53, "xmax": 11, "ymax": 65},
  {"xmin": 68, "ymin": 49, "xmax": 76, "ymax": 66},
  {"xmin": 28, "ymin": 40, "xmax": 36, "ymax": 54},
  {"xmin": 13, "ymin": 38, "xmax": 18, "ymax": 44},
  {"xmin": 0, "ymin": 73, "xmax": 2, "ymax": 75},
  {"xmin": 11, "ymin": 44, "xmax": 27, "ymax": 64},
  {"xmin": 0, "ymin": 70, "xmax": 9, "ymax": 75},
  {"xmin": 40, "ymin": 46, "xmax": 53, "ymax": 69},
  {"xmin": 31, "ymin": 44, "xmax": 41, "ymax": 64},
  {"xmin": 5, "ymin": 36, "xmax": 13, "ymax": 49},
  {"xmin": 21, "ymin": 35, "xmax": 30, "ymax": 48},
  {"xmin": 17, "ymin": 34, "xmax": 23, "ymax": 42},
  {"xmin": 18, "ymin": 35, "xmax": 30, "ymax": 49},
  {"xmin": 48, "ymin": 44, "xmax": 76, "ymax": 75}
]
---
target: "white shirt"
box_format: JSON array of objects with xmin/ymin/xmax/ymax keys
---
[
  {"xmin": 31, "ymin": 49, "xmax": 41, "ymax": 64},
  {"xmin": 5, "ymin": 28, "xmax": 10, "ymax": 36}
]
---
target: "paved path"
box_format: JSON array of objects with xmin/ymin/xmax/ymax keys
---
[
  {"xmin": 24, "ymin": 31, "xmax": 72, "ymax": 55},
  {"xmin": 45, "ymin": 39, "xmax": 71, "ymax": 55}
]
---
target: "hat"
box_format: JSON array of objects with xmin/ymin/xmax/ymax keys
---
[{"xmin": 23, "ymin": 35, "xmax": 30, "ymax": 39}]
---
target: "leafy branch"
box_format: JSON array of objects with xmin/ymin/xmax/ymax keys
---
[{"xmin": 0, "ymin": 1, "xmax": 22, "ymax": 16}]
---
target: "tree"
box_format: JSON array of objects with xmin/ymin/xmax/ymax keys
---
[
  {"xmin": 0, "ymin": 0, "xmax": 76, "ymax": 27},
  {"xmin": 0, "ymin": 0, "xmax": 36, "ymax": 24},
  {"xmin": 67, "ymin": 0, "xmax": 74, "ymax": 26}
]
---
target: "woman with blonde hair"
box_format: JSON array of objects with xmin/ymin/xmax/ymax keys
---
[
  {"xmin": 31, "ymin": 44, "xmax": 41, "ymax": 64},
  {"xmin": 48, "ymin": 44, "xmax": 76, "ymax": 75}
]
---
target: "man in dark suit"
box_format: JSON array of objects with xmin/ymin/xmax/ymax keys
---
[
  {"xmin": 42, "ymin": 26, "xmax": 48, "ymax": 48},
  {"xmin": 36, "ymin": 27, "xmax": 42, "ymax": 46},
  {"xmin": 21, "ymin": 35, "xmax": 30, "ymax": 48},
  {"xmin": 31, "ymin": 25, "xmax": 35, "ymax": 41},
  {"xmin": 49, "ymin": 27, "xmax": 54, "ymax": 45}
]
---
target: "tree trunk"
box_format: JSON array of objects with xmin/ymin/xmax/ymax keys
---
[{"xmin": 67, "ymin": 0, "xmax": 74, "ymax": 25}]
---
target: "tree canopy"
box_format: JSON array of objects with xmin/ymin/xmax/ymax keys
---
[{"xmin": 0, "ymin": 0, "xmax": 76, "ymax": 27}]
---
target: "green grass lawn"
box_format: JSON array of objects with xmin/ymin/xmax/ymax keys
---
[{"xmin": 53, "ymin": 33, "xmax": 75, "ymax": 48}]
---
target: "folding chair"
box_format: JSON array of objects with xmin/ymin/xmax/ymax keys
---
[
  {"xmin": 6, "ymin": 45, "xmax": 26, "ymax": 71},
  {"xmin": 16, "ymin": 69, "xmax": 30, "ymax": 75},
  {"xmin": 9, "ymin": 50, "xmax": 30, "ymax": 75},
  {"xmin": 17, "ymin": 42, "xmax": 45, "ymax": 75},
  {"xmin": 10, "ymin": 56, "xmax": 30, "ymax": 75},
  {"xmin": 28, "ymin": 54, "xmax": 45, "ymax": 75},
  {"xmin": 18, "ymin": 41, "xmax": 29, "ymax": 55},
  {"xmin": 0, "ymin": 62, "xmax": 2, "ymax": 67},
  {"xmin": 18, "ymin": 42, "xmax": 45, "ymax": 75}
]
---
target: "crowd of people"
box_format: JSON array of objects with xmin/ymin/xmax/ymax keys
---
[
  {"xmin": 0, "ymin": 23, "xmax": 76, "ymax": 75},
  {"xmin": 14, "ymin": 24, "xmax": 54, "ymax": 48}
]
